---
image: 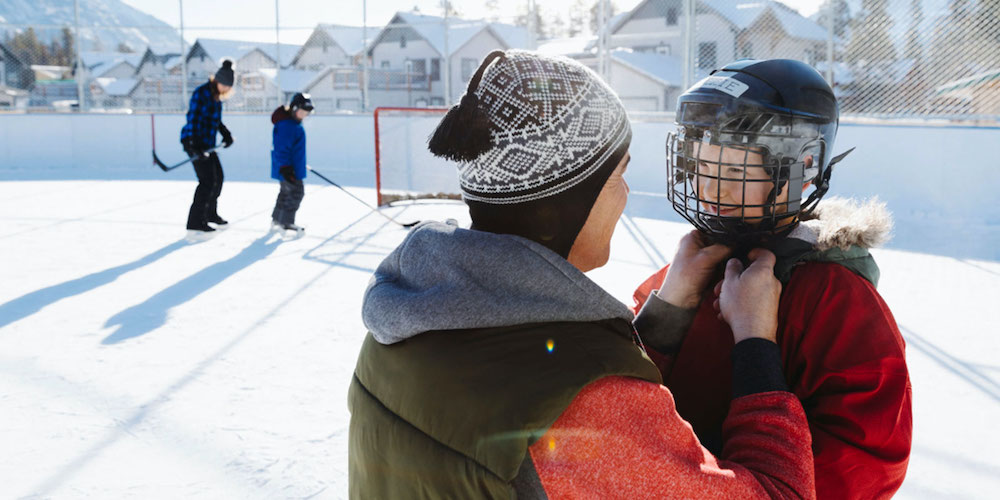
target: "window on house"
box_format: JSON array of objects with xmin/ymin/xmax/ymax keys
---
[
  {"xmin": 461, "ymin": 58, "xmax": 477, "ymax": 81},
  {"xmin": 430, "ymin": 58, "xmax": 440, "ymax": 81},
  {"xmin": 667, "ymin": 8, "xmax": 678, "ymax": 25},
  {"xmin": 410, "ymin": 59, "xmax": 426, "ymax": 75},
  {"xmin": 698, "ymin": 42, "xmax": 717, "ymax": 69},
  {"xmin": 400, "ymin": 36, "xmax": 407, "ymax": 48},
  {"xmin": 741, "ymin": 42, "xmax": 753, "ymax": 59},
  {"xmin": 381, "ymin": 60, "xmax": 390, "ymax": 69}
]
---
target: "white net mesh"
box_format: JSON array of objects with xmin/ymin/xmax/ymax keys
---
[{"xmin": 374, "ymin": 107, "xmax": 462, "ymax": 206}]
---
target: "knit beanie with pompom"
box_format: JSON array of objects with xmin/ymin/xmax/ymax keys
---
[{"xmin": 428, "ymin": 49, "xmax": 631, "ymax": 258}]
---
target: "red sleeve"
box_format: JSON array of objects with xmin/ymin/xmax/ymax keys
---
[
  {"xmin": 631, "ymin": 265, "xmax": 677, "ymax": 375},
  {"xmin": 631, "ymin": 265, "xmax": 670, "ymax": 315},
  {"xmin": 529, "ymin": 376, "xmax": 815, "ymax": 499},
  {"xmin": 782, "ymin": 264, "xmax": 912, "ymax": 500}
]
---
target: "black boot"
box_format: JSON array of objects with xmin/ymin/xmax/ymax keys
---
[{"xmin": 208, "ymin": 215, "xmax": 228, "ymax": 226}]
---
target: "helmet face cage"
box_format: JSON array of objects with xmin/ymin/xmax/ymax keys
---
[{"xmin": 666, "ymin": 105, "xmax": 830, "ymax": 247}]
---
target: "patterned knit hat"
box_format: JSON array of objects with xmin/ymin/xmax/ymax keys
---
[{"xmin": 429, "ymin": 50, "xmax": 631, "ymax": 258}]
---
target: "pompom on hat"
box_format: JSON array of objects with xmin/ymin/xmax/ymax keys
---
[
  {"xmin": 429, "ymin": 49, "xmax": 632, "ymax": 258},
  {"xmin": 215, "ymin": 59, "xmax": 235, "ymax": 87}
]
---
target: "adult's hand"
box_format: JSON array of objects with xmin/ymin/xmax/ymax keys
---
[
  {"xmin": 657, "ymin": 230, "xmax": 732, "ymax": 308},
  {"xmin": 714, "ymin": 248, "xmax": 781, "ymax": 344}
]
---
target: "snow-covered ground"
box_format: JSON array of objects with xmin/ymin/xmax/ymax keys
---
[{"xmin": 1, "ymin": 177, "xmax": 997, "ymax": 499}]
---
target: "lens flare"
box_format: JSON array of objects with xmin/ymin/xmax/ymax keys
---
[{"xmin": 546, "ymin": 339, "xmax": 555, "ymax": 353}]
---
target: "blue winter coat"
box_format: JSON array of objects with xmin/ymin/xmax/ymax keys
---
[
  {"xmin": 180, "ymin": 81, "xmax": 222, "ymax": 150},
  {"xmin": 270, "ymin": 106, "xmax": 307, "ymax": 181}
]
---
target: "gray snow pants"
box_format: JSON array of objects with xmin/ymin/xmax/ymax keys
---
[{"xmin": 272, "ymin": 178, "xmax": 304, "ymax": 225}]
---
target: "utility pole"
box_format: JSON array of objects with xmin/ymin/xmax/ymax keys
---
[{"xmin": 826, "ymin": 1, "xmax": 835, "ymax": 85}]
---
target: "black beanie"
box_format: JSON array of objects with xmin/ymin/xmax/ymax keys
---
[
  {"xmin": 428, "ymin": 50, "xmax": 632, "ymax": 258},
  {"xmin": 215, "ymin": 59, "xmax": 235, "ymax": 87}
]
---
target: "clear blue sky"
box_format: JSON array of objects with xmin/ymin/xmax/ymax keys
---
[{"xmin": 121, "ymin": 0, "xmax": 823, "ymax": 45}]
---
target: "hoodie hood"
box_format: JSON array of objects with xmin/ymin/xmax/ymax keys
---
[
  {"xmin": 271, "ymin": 106, "xmax": 293, "ymax": 124},
  {"xmin": 773, "ymin": 197, "xmax": 893, "ymax": 285},
  {"xmin": 362, "ymin": 221, "xmax": 634, "ymax": 345}
]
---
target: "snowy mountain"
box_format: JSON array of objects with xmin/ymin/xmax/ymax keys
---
[{"xmin": 0, "ymin": 0, "xmax": 181, "ymax": 53}]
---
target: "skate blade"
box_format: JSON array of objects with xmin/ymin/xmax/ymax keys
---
[
  {"xmin": 280, "ymin": 228, "xmax": 305, "ymax": 240},
  {"xmin": 185, "ymin": 230, "xmax": 217, "ymax": 242}
]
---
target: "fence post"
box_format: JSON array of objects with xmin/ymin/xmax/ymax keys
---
[
  {"xmin": 682, "ymin": 0, "xmax": 695, "ymax": 91},
  {"xmin": 180, "ymin": 0, "xmax": 187, "ymax": 111},
  {"xmin": 275, "ymin": 0, "xmax": 282, "ymax": 109},
  {"xmin": 826, "ymin": 0, "xmax": 834, "ymax": 85},
  {"xmin": 363, "ymin": 0, "xmax": 369, "ymax": 111},
  {"xmin": 73, "ymin": 0, "xmax": 85, "ymax": 111}
]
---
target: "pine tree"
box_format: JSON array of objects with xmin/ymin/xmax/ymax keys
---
[
  {"xmin": 589, "ymin": 1, "xmax": 618, "ymax": 36},
  {"xmin": 844, "ymin": 0, "xmax": 896, "ymax": 65},
  {"xmin": 816, "ymin": 0, "xmax": 851, "ymax": 40}
]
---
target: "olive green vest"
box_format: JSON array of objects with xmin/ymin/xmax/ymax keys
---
[{"xmin": 348, "ymin": 318, "xmax": 662, "ymax": 499}]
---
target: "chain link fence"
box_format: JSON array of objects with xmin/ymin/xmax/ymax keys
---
[{"xmin": 1, "ymin": 0, "xmax": 998, "ymax": 123}]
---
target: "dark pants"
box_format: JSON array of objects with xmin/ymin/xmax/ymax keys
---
[
  {"xmin": 272, "ymin": 178, "xmax": 304, "ymax": 225},
  {"xmin": 186, "ymin": 152, "xmax": 224, "ymax": 229}
]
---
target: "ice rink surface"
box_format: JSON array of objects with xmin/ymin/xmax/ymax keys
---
[{"xmin": 1, "ymin": 179, "xmax": 998, "ymax": 499}]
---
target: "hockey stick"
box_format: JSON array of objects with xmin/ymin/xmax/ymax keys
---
[
  {"xmin": 306, "ymin": 166, "xmax": 419, "ymax": 228},
  {"xmin": 153, "ymin": 147, "xmax": 219, "ymax": 172}
]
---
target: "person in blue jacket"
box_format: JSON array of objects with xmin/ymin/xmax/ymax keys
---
[
  {"xmin": 270, "ymin": 92, "xmax": 313, "ymax": 234},
  {"xmin": 181, "ymin": 59, "xmax": 236, "ymax": 234}
]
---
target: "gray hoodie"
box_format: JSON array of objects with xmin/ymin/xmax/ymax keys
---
[{"xmin": 362, "ymin": 221, "xmax": 634, "ymax": 345}]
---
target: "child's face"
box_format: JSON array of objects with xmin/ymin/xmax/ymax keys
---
[
  {"xmin": 693, "ymin": 142, "xmax": 789, "ymax": 223},
  {"xmin": 295, "ymin": 108, "xmax": 311, "ymax": 121}
]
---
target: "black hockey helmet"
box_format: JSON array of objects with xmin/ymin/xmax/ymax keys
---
[
  {"xmin": 666, "ymin": 58, "xmax": 853, "ymax": 246},
  {"xmin": 289, "ymin": 92, "xmax": 314, "ymax": 112}
]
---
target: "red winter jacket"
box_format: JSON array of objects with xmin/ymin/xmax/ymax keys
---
[{"xmin": 632, "ymin": 200, "xmax": 913, "ymax": 500}]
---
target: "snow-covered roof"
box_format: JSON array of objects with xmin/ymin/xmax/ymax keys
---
[
  {"xmin": 701, "ymin": 0, "xmax": 827, "ymax": 42},
  {"xmin": 611, "ymin": 49, "xmax": 683, "ymax": 87},
  {"xmin": 934, "ymin": 68, "xmax": 1000, "ymax": 96},
  {"xmin": 193, "ymin": 38, "xmax": 302, "ymax": 68},
  {"xmin": 80, "ymin": 51, "xmax": 143, "ymax": 69},
  {"xmin": 537, "ymin": 37, "xmax": 596, "ymax": 57},
  {"xmin": 318, "ymin": 24, "xmax": 369, "ymax": 56},
  {"xmin": 374, "ymin": 12, "xmax": 533, "ymax": 56},
  {"xmin": 260, "ymin": 68, "xmax": 325, "ymax": 93},
  {"xmin": 93, "ymin": 77, "xmax": 140, "ymax": 96}
]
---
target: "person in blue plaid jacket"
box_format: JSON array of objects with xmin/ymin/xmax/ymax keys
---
[{"xmin": 180, "ymin": 59, "xmax": 236, "ymax": 233}]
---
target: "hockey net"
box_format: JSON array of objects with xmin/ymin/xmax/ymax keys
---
[{"xmin": 374, "ymin": 107, "xmax": 464, "ymax": 206}]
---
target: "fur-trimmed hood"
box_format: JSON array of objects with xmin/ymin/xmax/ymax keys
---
[
  {"xmin": 791, "ymin": 197, "xmax": 893, "ymax": 251},
  {"xmin": 773, "ymin": 197, "xmax": 893, "ymax": 286}
]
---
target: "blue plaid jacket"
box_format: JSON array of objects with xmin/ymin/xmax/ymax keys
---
[{"xmin": 180, "ymin": 82, "xmax": 222, "ymax": 150}]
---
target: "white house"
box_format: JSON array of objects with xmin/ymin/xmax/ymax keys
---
[
  {"xmin": 291, "ymin": 24, "xmax": 368, "ymax": 70},
  {"xmin": 79, "ymin": 52, "xmax": 142, "ymax": 80},
  {"xmin": 608, "ymin": 49, "xmax": 685, "ymax": 111},
  {"xmin": 604, "ymin": 0, "xmax": 828, "ymax": 69},
  {"xmin": 88, "ymin": 77, "xmax": 140, "ymax": 109},
  {"xmin": 183, "ymin": 38, "xmax": 303, "ymax": 110},
  {"xmin": 366, "ymin": 11, "xmax": 533, "ymax": 107},
  {"xmin": 134, "ymin": 49, "xmax": 182, "ymax": 78}
]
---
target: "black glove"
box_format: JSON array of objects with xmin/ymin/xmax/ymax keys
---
[
  {"xmin": 181, "ymin": 137, "xmax": 204, "ymax": 158},
  {"xmin": 279, "ymin": 165, "xmax": 296, "ymax": 182},
  {"xmin": 219, "ymin": 124, "xmax": 234, "ymax": 148}
]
